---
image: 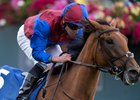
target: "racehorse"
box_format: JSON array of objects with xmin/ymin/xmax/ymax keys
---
[{"xmin": 36, "ymin": 19, "xmax": 140, "ymax": 100}]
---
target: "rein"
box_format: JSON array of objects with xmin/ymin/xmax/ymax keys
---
[
  {"xmin": 69, "ymin": 27, "xmax": 134, "ymax": 78},
  {"xmin": 69, "ymin": 60, "xmax": 111, "ymax": 73},
  {"xmin": 41, "ymin": 23, "xmax": 135, "ymax": 99}
]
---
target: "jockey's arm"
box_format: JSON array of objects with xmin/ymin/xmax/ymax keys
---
[
  {"xmin": 31, "ymin": 18, "xmax": 53, "ymax": 64},
  {"xmin": 31, "ymin": 18, "xmax": 72, "ymax": 64}
]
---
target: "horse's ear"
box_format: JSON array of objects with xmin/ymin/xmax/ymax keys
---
[
  {"xmin": 110, "ymin": 18, "xmax": 117, "ymax": 28},
  {"xmin": 83, "ymin": 18, "xmax": 103, "ymax": 29},
  {"xmin": 81, "ymin": 18, "xmax": 90, "ymax": 27},
  {"xmin": 81, "ymin": 18, "xmax": 95, "ymax": 34}
]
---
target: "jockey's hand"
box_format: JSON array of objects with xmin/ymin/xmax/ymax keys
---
[{"xmin": 51, "ymin": 53, "xmax": 71, "ymax": 63}]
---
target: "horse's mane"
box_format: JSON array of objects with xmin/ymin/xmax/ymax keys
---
[
  {"xmin": 83, "ymin": 19, "xmax": 110, "ymax": 41},
  {"xmin": 51, "ymin": 19, "xmax": 111, "ymax": 75}
]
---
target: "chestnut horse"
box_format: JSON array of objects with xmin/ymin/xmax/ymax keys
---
[{"xmin": 36, "ymin": 19, "xmax": 140, "ymax": 100}]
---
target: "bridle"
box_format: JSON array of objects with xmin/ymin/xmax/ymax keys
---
[
  {"xmin": 62, "ymin": 28, "xmax": 135, "ymax": 100},
  {"xmin": 70, "ymin": 27, "xmax": 134, "ymax": 78},
  {"xmin": 42, "ymin": 21, "xmax": 135, "ymax": 100},
  {"xmin": 93, "ymin": 28, "xmax": 134, "ymax": 76}
]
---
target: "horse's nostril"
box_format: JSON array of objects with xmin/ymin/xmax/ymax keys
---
[{"xmin": 128, "ymin": 70, "xmax": 139, "ymax": 78}]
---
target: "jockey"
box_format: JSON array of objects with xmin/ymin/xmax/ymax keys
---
[{"xmin": 16, "ymin": 2, "xmax": 88, "ymax": 100}]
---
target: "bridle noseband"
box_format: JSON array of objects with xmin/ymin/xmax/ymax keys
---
[
  {"xmin": 96, "ymin": 28, "xmax": 134, "ymax": 77},
  {"xmin": 63, "ymin": 28, "xmax": 135, "ymax": 100},
  {"xmin": 70, "ymin": 28, "xmax": 134, "ymax": 78},
  {"xmin": 42, "ymin": 22, "xmax": 135, "ymax": 100}
]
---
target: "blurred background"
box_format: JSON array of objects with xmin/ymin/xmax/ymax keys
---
[{"xmin": 0, "ymin": 0, "xmax": 140, "ymax": 100}]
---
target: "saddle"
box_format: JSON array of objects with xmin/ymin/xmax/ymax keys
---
[{"xmin": 29, "ymin": 62, "xmax": 72, "ymax": 99}]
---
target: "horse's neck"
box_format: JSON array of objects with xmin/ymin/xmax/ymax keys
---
[{"xmin": 63, "ymin": 34, "xmax": 100, "ymax": 99}]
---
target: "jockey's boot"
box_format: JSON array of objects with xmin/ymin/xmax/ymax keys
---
[
  {"xmin": 16, "ymin": 73, "xmax": 38, "ymax": 100},
  {"xmin": 16, "ymin": 63, "xmax": 46, "ymax": 100}
]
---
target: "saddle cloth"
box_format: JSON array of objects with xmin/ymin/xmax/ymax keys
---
[{"xmin": 0, "ymin": 65, "xmax": 47, "ymax": 100}]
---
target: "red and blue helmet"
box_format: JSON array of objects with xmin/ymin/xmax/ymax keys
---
[{"xmin": 62, "ymin": 2, "xmax": 88, "ymax": 28}]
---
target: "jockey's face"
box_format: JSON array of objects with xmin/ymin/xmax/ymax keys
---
[{"xmin": 65, "ymin": 23, "xmax": 82, "ymax": 39}]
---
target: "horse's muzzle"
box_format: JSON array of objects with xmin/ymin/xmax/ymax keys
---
[{"xmin": 123, "ymin": 69, "xmax": 140, "ymax": 85}]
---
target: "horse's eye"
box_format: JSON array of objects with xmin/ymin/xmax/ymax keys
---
[{"xmin": 106, "ymin": 39, "xmax": 114, "ymax": 44}]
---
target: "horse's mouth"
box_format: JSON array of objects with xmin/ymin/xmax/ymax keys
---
[
  {"xmin": 123, "ymin": 71, "xmax": 139, "ymax": 85},
  {"xmin": 114, "ymin": 73, "xmax": 134, "ymax": 85},
  {"xmin": 123, "ymin": 73, "xmax": 135, "ymax": 85}
]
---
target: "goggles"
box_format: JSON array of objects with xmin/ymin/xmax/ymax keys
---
[{"xmin": 66, "ymin": 23, "xmax": 82, "ymax": 30}]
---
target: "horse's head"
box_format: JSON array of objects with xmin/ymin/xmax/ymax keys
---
[{"xmin": 83, "ymin": 18, "xmax": 140, "ymax": 85}]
